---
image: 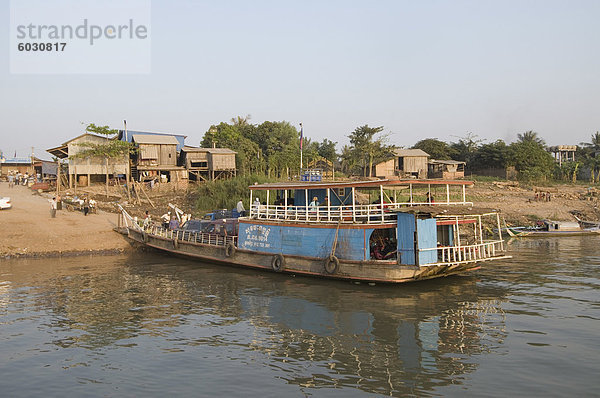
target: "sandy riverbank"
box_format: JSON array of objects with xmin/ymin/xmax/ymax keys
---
[{"xmin": 0, "ymin": 183, "xmax": 132, "ymax": 258}]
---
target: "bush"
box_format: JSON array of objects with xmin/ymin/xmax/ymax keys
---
[{"xmin": 195, "ymin": 174, "xmax": 280, "ymax": 213}]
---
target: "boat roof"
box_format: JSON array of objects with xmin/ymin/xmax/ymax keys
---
[
  {"xmin": 391, "ymin": 205, "xmax": 499, "ymax": 216},
  {"xmin": 249, "ymin": 179, "xmax": 474, "ymax": 191}
]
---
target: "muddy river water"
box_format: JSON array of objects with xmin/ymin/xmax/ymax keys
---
[{"xmin": 1, "ymin": 237, "xmax": 598, "ymax": 396}]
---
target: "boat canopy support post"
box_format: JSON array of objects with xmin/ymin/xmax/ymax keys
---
[
  {"xmin": 496, "ymin": 212, "xmax": 504, "ymax": 250},
  {"xmin": 327, "ymin": 188, "xmax": 330, "ymax": 221},
  {"xmin": 284, "ymin": 189, "xmax": 288, "ymax": 219},
  {"xmin": 249, "ymin": 187, "xmax": 253, "ymax": 217},
  {"xmin": 446, "ymin": 184, "xmax": 450, "ymax": 204},
  {"xmin": 352, "ymin": 187, "xmax": 356, "ymax": 222},
  {"xmin": 380, "ymin": 184, "xmax": 384, "ymax": 223},
  {"xmin": 305, "ymin": 188, "xmax": 309, "ymax": 221}
]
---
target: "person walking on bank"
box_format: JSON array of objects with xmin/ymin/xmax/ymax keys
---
[
  {"xmin": 236, "ymin": 199, "xmax": 246, "ymax": 217},
  {"xmin": 83, "ymin": 196, "xmax": 90, "ymax": 216},
  {"xmin": 49, "ymin": 197, "xmax": 57, "ymax": 218}
]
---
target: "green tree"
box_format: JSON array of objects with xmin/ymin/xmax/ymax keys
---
[
  {"xmin": 201, "ymin": 122, "xmax": 262, "ymax": 175},
  {"xmin": 507, "ymin": 140, "xmax": 554, "ymax": 181},
  {"xmin": 317, "ymin": 138, "xmax": 338, "ymax": 165},
  {"xmin": 450, "ymin": 132, "xmax": 483, "ymax": 163},
  {"xmin": 412, "ymin": 138, "xmax": 453, "ymax": 160},
  {"xmin": 578, "ymin": 132, "xmax": 600, "ymax": 182},
  {"xmin": 469, "ymin": 140, "xmax": 509, "ymax": 171},
  {"xmin": 347, "ymin": 125, "xmax": 394, "ymax": 177}
]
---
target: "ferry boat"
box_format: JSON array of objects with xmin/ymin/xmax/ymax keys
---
[{"xmin": 120, "ymin": 179, "xmax": 510, "ymax": 283}]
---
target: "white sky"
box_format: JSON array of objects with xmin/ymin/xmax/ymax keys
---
[{"xmin": 1, "ymin": 0, "xmax": 599, "ymax": 159}]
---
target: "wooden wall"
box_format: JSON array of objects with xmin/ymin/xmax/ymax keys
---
[
  {"xmin": 68, "ymin": 135, "xmax": 128, "ymax": 175},
  {"xmin": 210, "ymin": 153, "xmax": 236, "ymax": 171}
]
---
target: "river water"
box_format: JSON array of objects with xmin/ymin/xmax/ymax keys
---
[{"xmin": 0, "ymin": 237, "xmax": 598, "ymax": 397}]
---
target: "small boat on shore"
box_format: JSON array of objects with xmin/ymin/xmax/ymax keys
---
[
  {"xmin": 119, "ymin": 179, "xmax": 510, "ymax": 284},
  {"xmin": 504, "ymin": 219, "xmax": 600, "ymax": 237}
]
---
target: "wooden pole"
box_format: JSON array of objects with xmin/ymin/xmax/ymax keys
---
[
  {"xmin": 126, "ymin": 159, "xmax": 131, "ymax": 201},
  {"xmin": 56, "ymin": 159, "xmax": 61, "ymax": 196},
  {"xmin": 105, "ymin": 157, "xmax": 109, "ymax": 198},
  {"xmin": 139, "ymin": 181, "xmax": 155, "ymax": 208}
]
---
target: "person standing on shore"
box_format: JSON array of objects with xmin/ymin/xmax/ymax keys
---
[
  {"xmin": 8, "ymin": 173, "xmax": 14, "ymax": 188},
  {"xmin": 49, "ymin": 197, "xmax": 57, "ymax": 218},
  {"xmin": 83, "ymin": 196, "xmax": 90, "ymax": 216}
]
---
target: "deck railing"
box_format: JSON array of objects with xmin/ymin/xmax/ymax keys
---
[
  {"xmin": 144, "ymin": 225, "xmax": 237, "ymax": 247},
  {"xmin": 250, "ymin": 201, "xmax": 473, "ymax": 224},
  {"xmin": 419, "ymin": 239, "xmax": 505, "ymax": 266}
]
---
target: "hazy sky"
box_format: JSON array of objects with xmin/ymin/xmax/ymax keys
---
[{"xmin": 2, "ymin": 0, "xmax": 600, "ymax": 159}]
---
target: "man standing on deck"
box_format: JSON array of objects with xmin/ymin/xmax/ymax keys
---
[{"xmin": 236, "ymin": 199, "xmax": 246, "ymax": 217}]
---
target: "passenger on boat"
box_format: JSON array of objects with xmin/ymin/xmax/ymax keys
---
[
  {"xmin": 372, "ymin": 237, "xmax": 397, "ymax": 260},
  {"xmin": 426, "ymin": 192, "xmax": 435, "ymax": 204},
  {"xmin": 169, "ymin": 216, "xmax": 180, "ymax": 230},
  {"xmin": 309, "ymin": 196, "xmax": 319, "ymax": 210},
  {"xmin": 236, "ymin": 199, "xmax": 246, "ymax": 217},
  {"xmin": 161, "ymin": 211, "xmax": 171, "ymax": 229}
]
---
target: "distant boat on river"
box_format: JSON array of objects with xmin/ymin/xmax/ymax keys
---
[{"xmin": 505, "ymin": 219, "xmax": 600, "ymax": 237}]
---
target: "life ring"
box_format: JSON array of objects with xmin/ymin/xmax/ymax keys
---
[
  {"xmin": 271, "ymin": 254, "xmax": 285, "ymax": 272},
  {"xmin": 324, "ymin": 255, "xmax": 339, "ymax": 274},
  {"xmin": 173, "ymin": 238, "xmax": 179, "ymax": 250},
  {"xmin": 225, "ymin": 242, "xmax": 236, "ymax": 257}
]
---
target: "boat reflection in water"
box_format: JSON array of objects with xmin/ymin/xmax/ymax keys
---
[{"xmin": 0, "ymin": 254, "xmax": 508, "ymax": 396}]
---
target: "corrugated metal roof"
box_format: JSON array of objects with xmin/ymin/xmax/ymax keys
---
[
  {"xmin": 182, "ymin": 146, "xmax": 237, "ymax": 154},
  {"xmin": 250, "ymin": 179, "xmax": 473, "ymax": 191},
  {"xmin": 132, "ymin": 134, "xmax": 179, "ymax": 145},
  {"xmin": 119, "ymin": 130, "xmax": 187, "ymax": 151},
  {"xmin": 429, "ymin": 159, "xmax": 466, "ymax": 165},
  {"xmin": 2, "ymin": 157, "xmax": 32, "ymax": 164},
  {"xmin": 208, "ymin": 148, "xmax": 237, "ymax": 154},
  {"xmin": 394, "ymin": 149, "xmax": 430, "ymax": 157}
]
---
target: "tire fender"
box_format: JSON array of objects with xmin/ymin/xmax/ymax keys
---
[
  {"xmin": 324, "ymin": 255, "xmax": 339, "ymax": 274},
  {"xmin": 225, "ymin": 242, "xmax": 236, "ymax": 257},
  {"xmin": 271, "ymin": 254, "xmax": 285, "ymax": 272}
]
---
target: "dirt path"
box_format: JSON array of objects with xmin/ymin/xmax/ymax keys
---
[{"xmin": 0, "ymin": 183, "xmax": 131, "ymax": 257}]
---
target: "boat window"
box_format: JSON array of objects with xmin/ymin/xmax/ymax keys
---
[{"xmin": 369, "ymin": 229, "xmax": 397, "ymax": 260}]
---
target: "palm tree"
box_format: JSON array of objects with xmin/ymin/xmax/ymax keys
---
[
  {"xmin": 590, "ymin": 131, "xmax": 600, "ymax": 150},
  {"xmin": 230, "ymin": 114, "xmax": 251, "ymax": 126},
  {"xmin": 517, "ymin": 130, "xmax": 545, "ymax": 146}
]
